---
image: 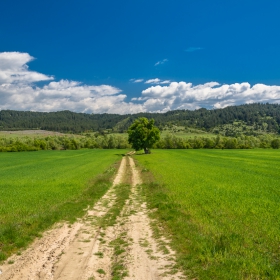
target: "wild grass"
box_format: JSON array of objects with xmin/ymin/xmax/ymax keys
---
[
  {"xmin": 136, "ymin": 149, "xmax": 280, "ymax": 279},
  {"xmin": 0, "ymin": 130, "xmax": 69, "ymax": 138},
  {"xmin": 98, "ymin": 182, "xmax": 131, "ymax": 229},
  {"xmin": 110, "ymin": 235, "xmax": 129, "ymax": 280},
  {"xmin": 0, "ymin": 149, "xmax": 125, "ymax": 260},
  {"xmin": 95, "ymin": 157, "xmax": 131, "ymax": 280}
]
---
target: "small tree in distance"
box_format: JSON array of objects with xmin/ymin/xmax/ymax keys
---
[{"xmin": 128, "ymin": 117, "xmax": 160, "ymax": 154}]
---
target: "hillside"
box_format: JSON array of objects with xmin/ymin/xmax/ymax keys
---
[{"xmin": 0, "ymin": 103, "xmax": 279, "ymax": 135}]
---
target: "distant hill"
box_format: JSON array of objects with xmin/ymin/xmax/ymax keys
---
[{"xmin": 0, "ymin": 103, "xmax": 279, "ymax": 135}]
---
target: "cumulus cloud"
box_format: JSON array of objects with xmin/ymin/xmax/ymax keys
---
[
  {"xmin": 141, "ymin": 82, "xmax": 280, "ymax": 111},
  {"xmin": 1, "ymin": 52, "xmax": 280, "ymax": 114},
  {"xmin": 0, "ymin": 79, "xmax": 135, "ymax": 113},
  {"xmin": 0, "ymin": 52, "xmax": 144, "ymax": 114},
  {"xmin": 154, "ymin": 58, "xmax": 168, "ymax": 66},
  {"xmin": 0, "ymin": 52, "xmax": 53, "ymax": 84}
]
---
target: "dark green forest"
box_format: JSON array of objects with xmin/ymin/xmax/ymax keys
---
[{"xmin": 0, "ymin": 103, "xmax": 280, "ymax": 135}]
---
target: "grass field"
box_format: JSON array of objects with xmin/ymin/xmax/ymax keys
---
[
  {"xmin": 160, "ymin": 126, "xmax": 217, "ymax": 139},
  {"xmin": 0, "ymin": 130, "xmax": 69, "ymax": 138},
  {"xmin": 136, "ymin": 150, "xmax": 280, "ymax": 279},
  {"xmin": 0, "ymin": 149, "xmax": 125, "ymax": 260}
]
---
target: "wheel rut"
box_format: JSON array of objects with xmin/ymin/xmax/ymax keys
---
[{"xmin": 0, "ymin": 156, "xmax": 185, "ymax": 280}]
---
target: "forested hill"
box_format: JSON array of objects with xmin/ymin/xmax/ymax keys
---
[{"xmin": 0, "ymin": 103, "xmax": 280, "ymax": 134}]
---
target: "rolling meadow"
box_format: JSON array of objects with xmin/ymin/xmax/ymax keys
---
[
  {"xmin": 0, "ymin": 149, "xmax": 125, "ymax": 260},
  {"xmin": 136, "ymin": 149, "xmax": 280, "ymax": 279}
]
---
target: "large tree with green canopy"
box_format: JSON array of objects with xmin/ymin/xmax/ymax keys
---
[{"xmin": 128, "ymin": 117, "xmax": 160, "ymax": 154}]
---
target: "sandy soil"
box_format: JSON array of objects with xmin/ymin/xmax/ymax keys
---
[{"xmin": 0, "ymin": 155, "xmax": 185, "ymax": 280}]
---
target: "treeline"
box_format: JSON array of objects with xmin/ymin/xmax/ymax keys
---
[
  {"xmin": 1, "ymin": 103, "xmax": 280, "ymax": 133},
  {"xmin": 156, "ymin": 134, "xmax": 280, "ymax": 149},
  {"xmin": 0, "ymin": 134, "xmax": 279, "ymax": 152},
  {"xmin": 0, "ymin": 135, "xmax": 130, "ymax": 152},
  {"xmin": 154, "ymin": 103, "xmax": 280, "ymax": 133},
  {"xmin": 0, "ymin": 110, "xmax": 125, "ymax": 133}
]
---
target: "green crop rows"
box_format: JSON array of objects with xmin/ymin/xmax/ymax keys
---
[
  {"xmin": 0, "ymin": 149, "xmax": 125, "ymax": 260},
  {"xmin": 136, "ymin": 150, "xmax": 280, "ymax": 279}
]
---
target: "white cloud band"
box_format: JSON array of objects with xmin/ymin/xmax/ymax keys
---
[
  {"xmin": 141, "ymin": 82, "xmax": 280, "ymax": 112},
  {"xmin": 1, "ymin": 52, "xmax": 280, "ymax": 114}
]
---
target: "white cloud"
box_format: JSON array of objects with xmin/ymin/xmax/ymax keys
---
[
  {"xmin": 160, "ymin": 80, "xmax": 171, "ymax": 84},
  {"xmin": 141, "ymin": 81, "xmax": 280, "ymax": 111},
  {"xmin": 145, "ymin": 78, "xmax": 161, "ymax": 84},
  {"xmin": 0, "ymin": 80, "xmax": 133, "ymax": 113},
  {"xmin": 145, "ymin": 78, "xmax": 171, "ymax": 85},
  {"xmin": 0, "ymin": 52, "xmax": 144, "ymax": 114},
  {"xmin": 0, "ymin": 52, "xmax": 53, "ymax": 84},
  {"xmin": 1, "ymin": 52, "xmax": 280, "ymax": 115},
  {"xmin": 154, "ymin": 58, "xmax": 168, "ymax": 66},
  {"xmin": 131, "ymin": 79, "xmax": 144, "ymax": 83}
]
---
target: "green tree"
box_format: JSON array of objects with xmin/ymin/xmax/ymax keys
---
[
  {"xmin": 271, "ymin": 139, "xmax": 280, "ymax": 149},
  {"xmin": 224, "ymin": 138, "xmax": 238, "ymax": 149},
  {"xmin": 128, "ymin": 117, "xmax": 160, "ymax": 154}
]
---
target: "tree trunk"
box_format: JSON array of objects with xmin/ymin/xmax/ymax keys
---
[{"xmin": 144, "ymin": 147, "xmax": 150, "ymax": 154}]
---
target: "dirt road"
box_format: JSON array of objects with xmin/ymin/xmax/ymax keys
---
[{"xmin": 0, "ymin": 156, "xmax": 185, "ymax": 280}]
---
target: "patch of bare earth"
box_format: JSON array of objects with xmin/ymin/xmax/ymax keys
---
[
  {"xmin": 112, "ymin": 157, "xmax": 185, "ymax": 280},
  {"xmin": 0, "ymin": 155, "xmax": 185, "ymax": 280}
]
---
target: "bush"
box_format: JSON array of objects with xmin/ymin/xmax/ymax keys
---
[{"xmin": 271, "ymin": 139, "xmax": 280, "ymax": 149}]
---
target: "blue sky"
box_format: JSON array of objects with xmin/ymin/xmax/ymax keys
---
[{"xmin": 1, "ymin": 0, "xmax": 280, "ymax": 113}]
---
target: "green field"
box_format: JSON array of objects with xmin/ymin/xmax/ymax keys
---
[
  {"xmin": 160, "ymin": 126, "xmax": 217, "ymax": 139},
  {"xmin": 0, "ymin": 149, "xmax": 125, "ymax": 259},
  {"xmin": 0, "ymin": 130, "xmax": 69, "ymax": 138},
  {"xmin": 136, "ymin": 150, "xmax": 280, "ymax": 279}
]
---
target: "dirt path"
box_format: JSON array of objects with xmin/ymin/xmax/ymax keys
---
[{"xmin": 0, "ymin": 156, "xmax": 185, "ymax": 280}]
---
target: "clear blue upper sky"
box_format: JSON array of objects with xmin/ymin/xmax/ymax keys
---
[{"xmin": 1, "ymin": 0, "xmax": 280, "ymax": 113}]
